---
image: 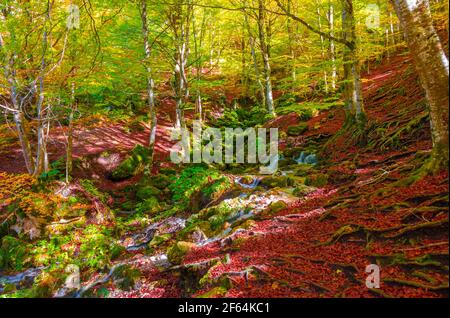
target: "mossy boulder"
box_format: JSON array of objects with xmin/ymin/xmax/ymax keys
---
[
  {"xmin": 197, "ymin": 286, "xmax": 228, "ymax": 298},
  {"xmin": 136, "ymin": 185, "xmax": 162, "ymax": 201},
  {"xmin": 149, "ymin": 233, "xmax": 171, "ymax": 247},
  {"xmin": 45, "ymin": 216, "xmax": 86, "ymax": 236},
  {"xmin": 189, "ymin": 177, "xmax": 232, "ymax": 213},
  {"xmin": 167, "ymin": 241, "xmax": 195, "ymax": 265},
  {"xmin": 260, "ymin": 176, "xmax": 294, "ymax": 188},
  {"xmin": 305, "ymin": 173, "xmax": 329, "ymax": 187},
  {"xmin": 266, "ymin": 200, "xmax": 288, "ymax": 215},
  {"xmin": 287, "ymin": 124, "xmax": 308, "ymax": 136},
  {"xmin": 293, "ymin": 184, "xmax": 316, "ymax": 197},
  {"xmin": 136, "ymin": 196, "xmax": 162, "ymax": 214},
  {"xmin": 110, "ymin": 145, "xmax": 149, "ymax": 181},
  {"xmin": 294, "ymin": 164, "xmax": 314, "ymax": 177},
  {"xmin": 111, "ymin": 265, "xmax": 142, "ymax": 291}
]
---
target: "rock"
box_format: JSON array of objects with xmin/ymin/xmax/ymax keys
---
[
  {"xmin": 167, "ymin": 241, "xmax": 195, "ymax": 265},
  {"xmin": 294, "ymin": 165, "xmax": 313, "ymax": 177},
  {"xmin": 305, "ymin": 173, "xmax": 329, "ymax": 187},
  {"xmin": 239, "ymin": 175, "xmax": 255, "ymax": 185},
  {"xmin": 287, "ymin": 124, "xmax": 308, "ymax": 136},
  {"xmin": 268, "ymin": 200, "xmax": 288, "ymax": 213},
  {"xmin": 293, "ymin": 184, "xmax": 316, "ymax": 197},
  {"xmin": 143, "ymin": 174, "xmax": 172, "ymax": 190},
  {"xmin": 136, "ymin": 185, "xmax": 162, "ymax": 201},
  {"xmin": 45, "ymin": 217, "xmax": 86, "ymax": 236},
  {"xmin": 260, "ymin": 176, "xmax": 294, "ymax": 188},
  {"xmin": 111, "ymin": 265, "xmax": 141, "ymax": 291},
  {"xmin": 189, "ymin": 177, "xmax": 232, "ymax": 213},
  {"xmin": 110, "ymin": 145, "xmax": 149, "ymax": 181},
  {"xmin": 137, "ymin": 196, "xmax": 162, "ymax": 214},
  {"xmin": 197, "ymin": 286, "xmax": 228, "ymax": 298},
  {"xmin": 262, "ymin": 200, "xmax": 288, "ymax": 217},
  {"xmin": 190, "ymin": 228, "xmax": 208, "ymax": 244},
  {"xmin": 149, "ymin": 233, "xmax": 171, "ymax": 247}
]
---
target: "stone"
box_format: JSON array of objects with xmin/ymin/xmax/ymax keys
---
[
  {"xmin": 167, "ymin": 241, "xmax": 196, "ymax": 265},
  {"xmin": 149, "ymin": 233, "xmax": 172, "ymax": 247},
  {"xmin": 136, "ymin": 185, "xmax": 162, "ymax": 201},
  {"xmin": 305, "ymin": 173, "xmax": 329, "ymax": 187},
  {"xmin": 287, "ymin": 124, "xmax": 308, "ymax": 136}
]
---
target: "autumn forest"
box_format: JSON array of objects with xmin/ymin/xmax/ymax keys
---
[{"xmin": 0, "ymin": 0, "xmax": 448, "ymax": 299}]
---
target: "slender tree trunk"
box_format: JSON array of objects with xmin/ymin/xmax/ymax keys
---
[
  {"xmin": 140, "ymin": 0, "xmax": 157, "ymax": 172},
  {"xmin": 171, "ymin": 1, "xmax": 191, "ymax": 129},
  {"xmin": 1, "ymin": 18, "xmax": 34, "ymax": 174},
  {"xmin": 243, "ymin": 2, "xmax": 265, "ymax": 106},
  {"xmin": 66, "ymin": 82, "xmax": 76, "ymax": 183},
  {"xmin": 257, "ymin": 0, "xmax": 275, "ymax": 116},
  {"xmin": 327, "ymin": 3, "xmax": 337, "ymax": 92},
  {"xmin": 341, "ymin": 0, "xmax": 365, "ymax": 127},
  {"xmin": 317, "ymin": 5, "xmax": 328, "ymax": 94},
  {"xmin": 34, "ymin": 31, "xmax": 48, "ymax": 177},
  {"xmin": 286, "ymin": 0, "xmax": 297, "ymax": 89},
  {"xmin": 392, "ymin": 0, "xmax": 449, "ymax": 171}
]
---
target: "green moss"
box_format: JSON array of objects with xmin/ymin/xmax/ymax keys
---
[
  {"xmin": 287, "ymin": 123, "xmax": 309, "ymax": 136},
  {"xmin": 149, "ymin": 233, "xmax": 171, "ymax": 247},
  {"xmin": 136, "ymin": 185, "xmax": 162, "ymax": 201},
  {"xmin": 167, "ymin": 241, "xmax": 195, "ymax": 265},
  {"xmin": 305, "ymin": 173, "xmax": 328, "ymax": 187},
  {"xmin": 0, "ymin": 236, "xmax": 30, "ymax": 271},
  {"xmin": 293, "ymin": 184, "xmax": 316, "ymax": 197},
  {"xmin": 262, "ymin": 200, "xmax": 287, "ymax": 216},
  {"xmin": 196, "ymin": 286, "xmax": 228, "ymax": 298},
  {"xmin": 136, "ymin": 197, "xmax": 162, "ymax": 215},
  {"xmin": 260, "ymin": 176, "xmax": 294, "ymax": 188},
  {"xmin": 112, "ymin": 265, "xmax": 142, "ymax": 291},
  {"xmin": 111, "ymin": 145, "xmax": 150, "ymax": 181}
]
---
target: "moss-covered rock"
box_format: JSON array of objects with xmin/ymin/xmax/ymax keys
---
[
  {"xmin": 293, "ymin": 184, "xmax": 316, "ymax": 197},
  {"xmin": 265, "ymin": 200, "xmax": 288, "ymax": 215},
  {"xmin": 287, "ymin": 124, "xmax": 308, "ymax": 136},
  {"xmin": 189, "ymin": 177, "xmax": 232, "ymax": 213},
  {"xmin": 110, "ymin": 145, "xmax": 149, "ymax": 181},
  {"xmin": 149, "ymin": 233, "xmax": 171, "ymax": 247},
  {"xmin": 260, "ymin": 176, "xmax": 294, "ymax": 188},
  {"xmin": 111, "ymin": 265, "xmax": 142, "ymax": 291},
  {"xmin": 151, "ymin": 174, "xmax": 172, "ymax": 190},
  {"xmin": 294, "ymin": 164, "xmax": 314, "ymax": 177},
  {"xmin": 136, "ymin": 185, "xmax": 162, "ymax": 201},
  {"xmin": 305, "ymin": 173, "xmax": 329, "ymax": 187},
  {"xmin": 196, "ymin": 286, "xmax": 228, "ymax": 298},
  {"xmin": 136, "ymin": 196, "xmax": 162, "ymax": 214},
  {"xmin": 167, "ymin": 241, "xmax": 195, "ymax": 265},
  {"xmin": 45, "ymin": 216, "xmax": 86, "ymax": 236}
]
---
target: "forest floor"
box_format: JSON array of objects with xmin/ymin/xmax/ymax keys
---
[{"xmin": 0, "ymin": 53, "xmax": 448, "ymax": 298}]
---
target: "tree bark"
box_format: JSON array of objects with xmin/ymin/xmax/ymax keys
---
[
  {"xmin": 391, "ymin": 0, "xmax": 449, "ymax": 171},
  {"xmin": 257, "ymin": 0, "xmax": 275, "ymax": 116},
  {"xmin": 341, "ymin": 0, "xmax": 365, "ymax": 127},
  {"xmin": 140, "ymin": 0, "xmax": 157, "ymax": 172}
]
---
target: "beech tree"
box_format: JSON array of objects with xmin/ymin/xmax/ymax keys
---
[{"xmin": 391, "ymin": 0, "xmax": 449, "ymax": 172}]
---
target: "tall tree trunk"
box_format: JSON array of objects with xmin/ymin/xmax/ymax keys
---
[
  {"xmin": 34, "ymin": 24, "xmax": 49, "ymax": 177},
  {"xmin": 327, "ymin": 3, "xmax": 337, "ymax": 92},
  {"xmin": 317, "ymin": 4, "xmax": 328, "ymax": 94},
  {"xmin": 392, "ymin": 0, "xmax": 449, "ymax": 171},
  {"xmin": 341, "ymin": 0, "xmax": 365, "ymax": 127},
  {"xmin": 286, "ymin": 0, "xmax": 297, "ymax": 89},
  {"xmin": 66, "ymin": 82, "xmax": 76, "ymax": 183},
  {"xmin": 140, "ymin": 0, "xmax": 157, "ymax": 172},
  {"xmin": 1, "ymin": 14, "xmax": 35, "ymax": 174},
  {"xmin": 243, "ymin": 1, "xmax": 265, "ymax": 107},
  {"xmin": 257, "ymin": 0, "xmax": 275, "ymax": 116}
]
